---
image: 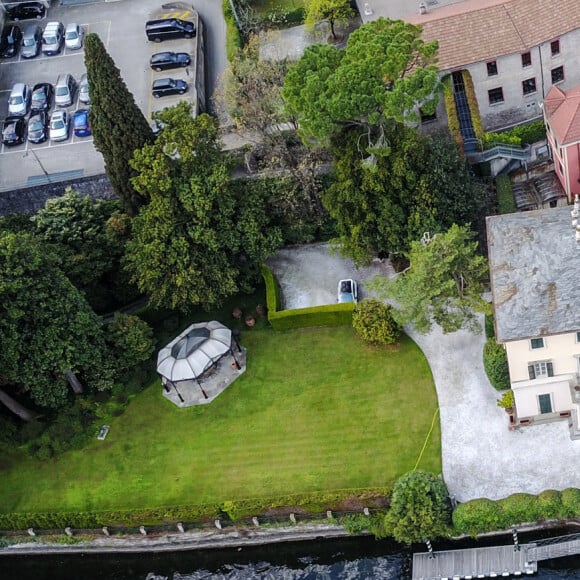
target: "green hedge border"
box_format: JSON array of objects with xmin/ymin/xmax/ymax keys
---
[
  {"xmin": 260, "ymin": 262, "xmax": 281, "ymax": 314},
  {"xmin": 443, "ymin": 76, "xmax": 462, "ymax": 148},
  {"xmin": 462, "ymin": 70, "xmax": 484, "ymax": 141}
]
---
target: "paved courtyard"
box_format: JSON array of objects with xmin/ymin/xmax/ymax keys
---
[{"xmin": 268, "ymin": 243, "xmax": 580, "ymax": 502}]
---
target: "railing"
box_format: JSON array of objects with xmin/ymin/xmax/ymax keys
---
[
  {"xmin": 534, "ymin": 531, "xmax": 580, "ymax": 547},
  {"xmin": 467, "ymin": 142, "xmax": 532, "ymax": 163}
]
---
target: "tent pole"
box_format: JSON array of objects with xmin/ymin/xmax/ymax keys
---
[
  {"xmin": 173, "ymin": 383, "xmax": 184, "ymax": 403},
  {"xmin": 196, "ymin": 379, "xmax": 209, "ymax": 399}
]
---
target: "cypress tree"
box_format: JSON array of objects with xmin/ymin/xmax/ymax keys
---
[{"xmin": 84, "ymin": 33, "xmax": 154, "ymax": 215}]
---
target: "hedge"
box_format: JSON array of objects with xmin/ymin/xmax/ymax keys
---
[
  {"xmin": 483, "ymin": 337, "xmax": 510, "ymax": 391},
  {"xmin": 260, "ymin": 262, "xmax": 281, "ymax": 314},
  {"xmin": 222, "ymin": 0, "xmax": 243, "ymax": 61},
  {"xmin": 453, "ymin": 489, "xmax": 579, "ymax": 536},
  {"xmin": 462, "ymin": 70, "xmax": 484, "ymax": 141},
  {"xmin": 443, "ymin": 76, "xmax": 462, "ymax": 147},
  {"xmin": 268, "ymin": 302, "xmax": 355, "ymax": 330},
  {"xmin": 484, "ymin": 313, "xmax": 495, "ymax": 340},
  {"xmin": 0, "ymin": 487, "xmax": 393, "ymax": 531},
  {"xmin": 496, "ymin": 174, "xmax": 517, "ymax": 214}
]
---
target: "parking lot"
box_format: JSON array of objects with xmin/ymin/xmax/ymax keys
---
[{"xmin": 0, "ymin": 1, "xmax": 204, "ymax": 191}]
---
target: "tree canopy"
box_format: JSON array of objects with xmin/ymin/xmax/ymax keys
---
[
  {"xmin": 282, "ymin": 18, "xmax": 440, "ymax": 144},
  {"xmin": 125, "ymin": 104, "xmax": 282, "ymax": 312},
  {"xmin": 0, "ymin": 231, "xmax": 110, "ymax": 409},
  {"xmin": 304, "ymin": 0, "xmax": 354, "ymax": 39},
  {"xmin": 84, "ymin": 33, "xmax": 154, "ymax": 215},
  {"xmin": 385, "ymin": 471, "xmax": 452, "ymax": 544},
  {"xmin": 370, "ymin": 224, "xmax": 491, "ymax": 334}
]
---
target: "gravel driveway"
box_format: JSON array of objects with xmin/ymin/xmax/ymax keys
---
[{"xmin": 267, "ymin": 243, "xmax": 580, "ymax": 502}]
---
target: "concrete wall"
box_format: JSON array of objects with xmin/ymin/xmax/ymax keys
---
[{"xmin": 506, "ymin": 331, "xmax": 580, "ymax": 382}]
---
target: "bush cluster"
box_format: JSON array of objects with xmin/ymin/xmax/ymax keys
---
[
  {"xmin": 352, "ymin": 299, "xmax": 401, "ymax": 346},
  {"xmin": 453, "ymin": 489, "xmax": 580, "ymax": 536},
  {"xmin": 483, "ymin": 337, "xmax": 510, "ymax": 391},
  {"xmin": 495, "ymin": 175, "xmax": 517, "ymax": 214},
  {"xmin": 484, "ymin": 120, "xmax": 547, "ymax": 150},
  {"xmin": 269, "ymin": 303, "xmax": 354, "ymax": 330}
]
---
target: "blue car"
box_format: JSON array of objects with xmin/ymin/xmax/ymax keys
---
[{"xmin": 73, "ymin": 109, "xmax": 91, "ymax": 137}]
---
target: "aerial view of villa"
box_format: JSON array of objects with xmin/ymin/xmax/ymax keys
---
[{"xmin": 3, "ymin": 0, "xmax": 580, "ymax": 578}]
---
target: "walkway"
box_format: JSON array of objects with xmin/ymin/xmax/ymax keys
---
[{"xmin": 267, "ymin": 243, "xmax": 580, "ymax": 502}]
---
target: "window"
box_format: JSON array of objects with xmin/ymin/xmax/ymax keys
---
[
  {"xmin": 522, "ymin": 78, "xmax": 537, "ymax": 95},
  {"xmin": 576, "ymin": 331, "xmax": 580, "ymax": 342},
  {"xmin": 528, "ymin": 361, "xmax": 554, "ymax": 379},
  {"xmin": 538, "ymin": 393, "xmax": 553, "ymax": 414},
  {"xmin": 521, "ymin": 52, "xmax": 532, "ymax": 67},
  {"xmin": 551, "ymin": 65, "xmax": 564, "ymax": 84},
  {"xmin": 530, "ymin": 337, "xmax": 544, "ymax": 349},
  {"xmin": 551, "ymin": 40, "xmax": 560, "ymax": 56},
  {"xmin": 487, "ymin": 61, "xmax": 498, "ymax": 76},
  {"xmin": 488, "ymin": 87, "xmax": 504, "ymax": 105}
]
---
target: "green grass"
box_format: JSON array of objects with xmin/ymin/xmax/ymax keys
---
[
  {"xmin": 0, "ymin": 327, "xmax": 440, "ymax": 514},
  {"xmin": 250, "ymin": 0, "xmax": 305, "ymax": 15}
]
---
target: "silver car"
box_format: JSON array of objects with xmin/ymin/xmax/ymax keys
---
[
  {"xmin": 21, "ymin": 24, "xmax": 42, "ymax": 59},
  {"xmin": 8, "ymin": 83, "xmax": 31, "ymax": 116},
  {"xmin": 49, "ymin": 110, "xmax": 70, "ymax": 141},
  {"xmin": 64, "ymin": 23, "xmax": 83, "ymax": 50},
  {"xmin": 54, "ymin": 73, "xmax": 76, "ymax": 107},
  {"xmin": 78, "ymin": 73, "xmax": 90, "ymax": 105}
]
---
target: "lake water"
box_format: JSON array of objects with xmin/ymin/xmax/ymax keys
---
[{"xmin": 3, "ymin": 534, "xmax": 580, "ymax": 579}]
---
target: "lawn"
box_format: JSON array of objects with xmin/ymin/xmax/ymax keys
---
[
  {"xmin": 0, "ymin": 327, "xmax": 440, "ymax": 515},
  {"xmin": 249, "ymin": 0, "xmax": 305, "ymax": 16}
]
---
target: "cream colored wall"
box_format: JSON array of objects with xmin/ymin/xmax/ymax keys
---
[
  {"xmin": 505, "ymin": 332, "xmax": 580, "ymax": 382},
  {"xmin": 512, "ymin": 377, "xmax": 574, "ymax": 416}
]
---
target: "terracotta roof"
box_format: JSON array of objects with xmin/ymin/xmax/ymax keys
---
[
  {"xmin": 407, "ymin": 0, "xmax": 580, "ymax": 71},
  {"xmin": 545, "ymin": 85, "xmax": 580, "ymax": 145}
]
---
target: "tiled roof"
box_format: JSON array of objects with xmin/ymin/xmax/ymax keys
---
[
  {"xmin": 545, "ymin": 85, "xmax": 580, "ymax": 145},
  {"xmin": 487, "ymin": 207, "xmax": 580, "ymax": 343},
  {"xmin": 407, "ymin": 0, "xmax": 580, "ymax": 71}
]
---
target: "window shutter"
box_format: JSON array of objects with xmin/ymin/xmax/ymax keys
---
[
  {"xmin": 547, "ymin": 362, "xmax": 554, "ymax": 377},
  {"xmin": 528, "ymin": 365, "xmax": 536, "ymax": 380}
]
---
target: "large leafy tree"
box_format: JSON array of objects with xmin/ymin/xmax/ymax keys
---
[
  {"xmin": 125, "ymin": 104, "xmax": 282, "ymax": 312},
  {"xmin": 305, "ymin": 0, "xmax": 354, "ymax": 40},
  {"xmin": 0, "ymin": 232, "xmax": 111, "ymax": 410},
  {"xmin": 385, "ymin": 471, "xmax": 452, "ymax": 544},
  {"xmin": 324, "ymin": 127, "xmax": 488, "ymax": 265},
  {"xmin": 370, "ymin": 224, "xmax": 491, "ymax": 334},
  {"xmin": 84, "ymin": 33, "xmax": 154, "ymax": 215},
  {"xmin": 282, "ymin": 18, "xmax": 440, "ymax": 144}
]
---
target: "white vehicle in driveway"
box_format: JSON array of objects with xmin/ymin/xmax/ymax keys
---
[
  {"xmin": 64, "ymin": 23, "xmax": 83, "ymax": 50},
  {"xmin": 338, "ymin": 279, "xmax": 358, "ymax": 303},
  {"xmin": 49, "ymin": 110, "xmax": 70, "ymax": 141}
]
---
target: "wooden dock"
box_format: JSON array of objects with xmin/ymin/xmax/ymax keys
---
[{"xmin": 413, "ymin": 544, "xmax": 537, "ymax": 579}]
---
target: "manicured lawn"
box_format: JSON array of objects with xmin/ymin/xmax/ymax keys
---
[
  {"xmin": 249, "ymin": 0, "xmax": 305, "ymax": 16},
  {"xmin": 0, "ymin": 327, "xmax": 440, "ymax": 514}
]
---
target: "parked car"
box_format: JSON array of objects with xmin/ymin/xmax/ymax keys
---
[
  {"xmin": 73, "ymin": 109, "xmax": 91, "ymax": 137},
  {"xmin": 49, "ymin": 110, "xmax": 70, "ymax": 141},
  {"xmin": 30, "ymin": 82, "xmax": 53, "ymax": 113},
  {"xmin": 27, "ymin": 111, "xmax": 49, "ymax": 143},
  {"xmin": 78, "ymin": 73, "xmax": 90, "ymax": 104},
  {"xmin": 54, "ymin": 73, "xmax": 76, "ymax": 107},
  {"xmin": 150, "ymin": 51, "xmax": 191, "ymax": 71},
  {"xmin": 20, "ymin": 24, "xmax": 42, "ymax": 58},
  {"xmin": 42, "ymin": 21, "xmax": 64, "ymax": 56},
  {"xmin": 6, "ymin": 2, "xmax": 46, "ymax": 21},
  {"xmin": 1, "ymin": 116, "xmax": 26, "ymax": 146},
  {"xmin": 145, "ymin": 18, "xmax": 195, "ymax": 42},
  {"xmin": 337, "ymin": 279, "xmax": 358, "ymax": 303},
  {"xmin": 8, "ymin": 83, "xmax": 31, "ymax": 116},
  {"xmin": 64, "ymin": 23, "xmax": 83, "ymax": 50},
  {"xmin": 152, "ymin": 78, "xmax": 188, "ymax": 98},
  {"xmin": 0, "ymin": 25, "xmax": 22, "ymax": 58}
]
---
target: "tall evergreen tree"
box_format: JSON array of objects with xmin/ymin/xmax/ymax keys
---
[{"xmin": 84, "ymin": 33, "xmax": 154, "ymax": 215}]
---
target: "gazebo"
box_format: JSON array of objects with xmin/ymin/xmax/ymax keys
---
[{"xmin": 157, "ymin": 321, "xmax": 247, "ymax": 407}]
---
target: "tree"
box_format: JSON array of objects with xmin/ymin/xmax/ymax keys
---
[
  {"xmin": 352, "ymin": 299, "xmax": 401, "ymax": 346},
  {"xmin": 305, "ymin": 0, "xmax": 354, "ymax": 40},
  {"xmin": 84, "ymin": 33, "xmax": 154, "ymax": 215},
  {"xmin": 125, "ymin": 104, "xmax": 282, "ymax": 311},
  {"xmin": 370, "ymin": 225, "xmax": 491, "ymax": 334},
  {"xmin": 324, "ymin": 127, "xmax": 488, "ymax": 266},
  {"xmin": 0, "ymin": 232, "xmax": 112, "ymax": 410},
  {"xmin": 282, "ymin": 18, "xmax": 439, "ymax": 144},
  {"xmin": 105, "ymin": 313, "xmax": 155, "ymax": 373},
  {"xmin": 385, "ymin": 471, "xmax": 451, "ymax": 544}
]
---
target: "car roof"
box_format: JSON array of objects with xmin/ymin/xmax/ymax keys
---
[
  {"xmin": 52, "ymin": 110, "xmax": 65, "ymax": 119},
  {"xmin": 151, "ymin": 52, "xmax": 173, "ymax": 60},
  {"xmin": 33, "ymin": 82, "xmax": 50, "ymax": 90},
  {"xmin": 153, "ymin": 79, "xmax": 173, "ymax": 87},
  {"xmin": 10, "ymin": 83, "xmax": 26, "ymax": 94},
  {"xmin": 65, "ymin": 23, "xmax": 79, "ymax": 31}
]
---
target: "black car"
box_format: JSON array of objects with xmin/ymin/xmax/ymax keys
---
[
  {"xmin": 0, "ymin": 25, "xmax": 22, "ymax": 58},
  {"xmin": 7, "ymin": 2, "xmax": 46, "ymax": 21},
  {"xmin": 152, "ymin": 78, "xmax": 188, "ymax": 98},
  {"xmin": 30, "ymin": 82, "xmax": 53, "ymax": 113},
  {"xmin": 27, "ymin": 111, "xmax": 49, "ymax": 143},
  {"xmin": 150, "ymin": 51, "xmax": 191, "ymax": 72},
  {"xmin": 2, "ymin": 116, "xmax": 26, "ymax": 146}
]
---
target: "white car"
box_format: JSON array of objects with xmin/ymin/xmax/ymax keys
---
[
  {"xmin": 49, "ymin": 110, "xmax": 70, "ymax": 141},
  {"xmin": 78, "ymin": 73, "xmax": 90, "ymax": 104},
  {"xmin": 8, "ymin": 83, "xmax": 31, "ymax": 116},
  {"xmin": 64, "ymin": 23, "xmax": 83, "ymax": 50},
  {"xmin": 338, "ymin": 279, "xmax": 358, "ymax": 303}
]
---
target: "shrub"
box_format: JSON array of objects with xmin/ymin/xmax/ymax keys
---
[
  {"xmin": 340, "ymin": 513, "xmax": 375, "ymax": 535},
  {"xmin": 496, "ymin": 390, "xmax": 514, "ymax": 410},
  {"xmin": 443, "ymin": 76, "xmax": 462, "ymax": 147},
  {"xmin": 499, "ymin": 493, "xmax": 539, "ymax": 525},
  {"xmin": 223, "ymin": 0, "xmax": 243, "ymax": 60},
  {"xmin": 462, "ymin": 70, "xmax": 484, "ymax": 141},
  {"xmin": 452, "ymin": 497, "xmax": 505, "ymax": 536},
  {"xmin": 511, "ymin": 120, "xmax": 546, "ymax": 145},
  {"xmin": 483, "ymin": 337, "xmax": 510, "ymax": 390},
  {"xmin": 352, "ymin": 299, "xmax": 401, "ymax": 346},
  {"xmin": 483, "ymin": 132, "xmax": 521, "ymax": 149},
  {"xmin": 484, "ymin": 313, "xmax": 495, "ymax": 339},
  {"xmin": 268, "ymin": 303, "xmax": 354, "ymax": 330},
  {"xmin": 561, "ymin": 488, "xmax": 580, "ymax": 517},
  {"xmin": 260, "ymin": 262, "xmax": 281, "ymax": 314},
  {"xmin": 536, "ymin": 490, "xmax": 566, "ymax": 520},
  {"xmin": 496, "ymin": 175, "xmax": 517, "ymax": 214}
]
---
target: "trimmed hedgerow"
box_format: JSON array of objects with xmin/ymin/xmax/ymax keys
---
[
  {"xmin": 483, "ymin": 337, "xmax": 510, "ymax": 391},
  {"xmin": 485, "ymin": 313, "xmax": 495, "ymax": 339},
  {"xmin": 269, "ymin": 302, "xmax": 354, "ymax": 330},
  {"xmin": 260, "ymin": 262, "xmax": 281, "ymax": 314}
]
